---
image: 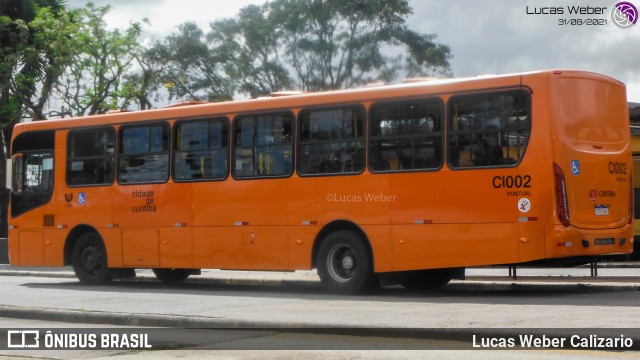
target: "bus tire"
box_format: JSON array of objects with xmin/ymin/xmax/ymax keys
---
[
  {"xmin": 71, "ymin": 232, "xmax": 112, "ymax": 285},
  {"xmin": 400, "ymin": 269, "xmax": 452, "ymax": 290},
  {"xmin": 152, "ymin": 268, "xmax": 191, "ymax": 283},
  {"xmin": 317, "ymin": 230, "xmax": 376, "ymax": 295}
]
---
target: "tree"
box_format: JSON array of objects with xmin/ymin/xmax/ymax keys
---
[
  {"xmin": 156, "ymin": 22, "xmax": 235, "ymax": 102},
  {"xmin": 123, "ymin": 42, "xmax": 169, "ymax": 110},
  {"xmin": 54, "ymin": 3, "xmax": 144, "ymax": 117},
  {"xmin": 208, "ymin": 0, "xmax": 452, "ymax": 96},
  {"xmin": 208, "ymin": 5, "xmax": 293, "ymax": 98}
]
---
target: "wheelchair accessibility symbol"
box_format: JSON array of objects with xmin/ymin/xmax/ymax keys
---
[{"xmin": 571, "ymin": 160, "xmax": 580, "ymax": 175}]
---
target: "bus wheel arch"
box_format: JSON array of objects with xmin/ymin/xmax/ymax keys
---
[
  {"xmin": 64, "ymin": 225, "xmax": 100, "ymax": 266},
  {"xmin": 65, "ymin": 225, "xmax": 112, "ymax": 285},
  {"xmin": 312, "ymin": 221, "xmax": 377, "ymax": 294}
]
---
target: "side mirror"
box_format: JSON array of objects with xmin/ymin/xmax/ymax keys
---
[
  {"xmin": 9, "ymin": 153, "xmax": 23, "ymax": 192},
  {"xmin": 4, "ymin": 158, "xmax": 11, "ymax": 190}
]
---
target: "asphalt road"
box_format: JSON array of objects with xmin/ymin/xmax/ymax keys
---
[{"xmin": 0, "ymin": 267, "xmax": 639, "ymax": 358}]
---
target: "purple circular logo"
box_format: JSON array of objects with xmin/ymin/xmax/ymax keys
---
[{"xmin": 612, "ymin": 1, "xmax": 638, "ymax": 28}]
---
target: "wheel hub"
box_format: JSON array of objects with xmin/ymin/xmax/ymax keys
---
[
  {"xmin": 81, "ymin": 246, "xmax": 100, "ymax": 272},
  {"xmin": 342, "ymin": 255, "xmax": 354, "ymax": 270}
]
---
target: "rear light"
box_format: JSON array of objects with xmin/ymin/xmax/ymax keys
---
[{"xmin": 553, "ymin": 163, "xmax": 570, "ymax": 227}]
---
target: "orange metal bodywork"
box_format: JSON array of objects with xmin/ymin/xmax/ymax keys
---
[{"xmin": 8, "ymin": 70, "xmax": 634, "ymax": 273}]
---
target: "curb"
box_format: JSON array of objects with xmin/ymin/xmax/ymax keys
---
[{"xmin": 1, "ymin": 270, "xmax": 639, "ymax": 292}]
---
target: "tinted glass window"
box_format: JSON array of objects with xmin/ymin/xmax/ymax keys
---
[
  {"xmin": 118, "ymin": 124, "xmax": 170, "ymax": 183},
  {"xmin": 174, "ymin": 118, "xmax": 229, "ymax": 181},
  {"xmin": 67, "ymin": 128, "xmax": 115, "ymax": 186},
  {"xmin": 233, "ymin": 113, "xmax": 293, "ymax": 178},
  {"xmin": 370, "ymin": 100, "xmax": 443, "ymax": 172},
  {"xmin": 298, "ymin": 107, "xmax": 364, "ymax": 175},
  {"xmin": 448, "ymin": 92, "xmax": 530, "ymax": 168}
]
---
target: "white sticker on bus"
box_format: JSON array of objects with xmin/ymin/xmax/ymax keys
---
[{"xmin": 518, "ymin": 198, "xmax": 531, "ymax": 213}]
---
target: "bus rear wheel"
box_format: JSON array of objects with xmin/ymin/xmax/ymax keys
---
[
  {"xmin": 152, "ymin": 268, "xmax": 191, "ymax": 283},
  {"xmin": 317, "ymin": 230, "xmax": 376, "ymax": 295},
  {"xmin": 72, "ymin": 232, "xmax": 112, "ymax": 285}
]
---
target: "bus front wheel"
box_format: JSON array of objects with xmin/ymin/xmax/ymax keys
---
[
  {"xmin": 71, "ymin": 232, "xmax": 112, "ymax": 285},
  {"xmin": 317, "ymin": 230, "xmax": 376, "ymax": 295},
  {"xmin": 152, "ymin": 268, "xmax": 191, "ymax": 283}
]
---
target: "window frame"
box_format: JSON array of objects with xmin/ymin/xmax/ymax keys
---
[
  {"xmin": 173, "ymin": 117, "xmax": 230, "ymax": 183},
  {"xmin": 231, "ymin": 111, "xmax": 295, "ymax": 180},
  {"xmin": 368, "ymin": 97, "xmax": 445, "ymax": 174},
  {"xmin": 297, "ymin": 104, "xmax": 367, "ymax": 177},
  {"xmin": 117, "ymin": 122, "xmax": 171, "ymax": 185},
  {"xmin": 66, "ymin": 127, "xmax": 116, "ymax": 187},
  {"xmin": 446, "ymin": 89, "xmax": 532, "ymax": 170}
]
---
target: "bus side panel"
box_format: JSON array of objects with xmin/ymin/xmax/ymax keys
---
[
  {"xmin": 193, "ymin": 178, "xmax": 290, "ymax": 270},
  {"xmin": 160, "ymin": 227, "xmax": 193, "ymax": 268},
  {"xmin": 287, "ymin": 175, "xmax": 391, "ymax": 229},
  {"xmin": 101, "ymin": 228, "xmax": 123, "ymax": 267},
  {"xmin": 361, "ymin": 225, "xmax": 394, "ymax": 273},
  {"xmin": 287, "ymin": 226, "xmax": 316, "ymax": 270},
  {"xmin": 193, "ymin": 227, "xmax": 238, "ymax": 269},
  {"xmin": 391, "ymin": 223, "xmax": 518, "ymax": 271},
  {"xmin": 517, "ymin": 221, "xmax": 546, "ymax": 263},
  {"xmin": 43, "ymin": 229, "xmax": 65, "ymax": 266},
  {"xmin": 16, "ymin": 231, "xmax": 44, "ymax": 266},
  {"xmin": 121, "ymin": 229, "xmax": 159, "ymax": 267}
]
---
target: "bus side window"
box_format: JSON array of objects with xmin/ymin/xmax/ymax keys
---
[
  {"xmin": 448, "ymin": 92, "xmax": 530, "ymax": 169},
  {"xmin": 67, "ymin": 128, "xmax": 115, "ymax": 186},
  {"xmin": 118, "ymin": 124, "xmax": 170, "ymax": 184},
  {"xmin": 233, "ymin": 113, "xmax": 293, "ymax": 179},
  {"xmin": 298, "ymin": 106, "xmax": 365, "ymax": 176},
  {"xmin": 174, "ymin": 118, "xmax": 229, "ymax": 181},
  {"xmin": 369, "ymin": 99, "xmax": 444, "ymax": 172}
]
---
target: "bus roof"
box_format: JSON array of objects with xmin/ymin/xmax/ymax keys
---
[{"xmin": 13, "ymin": 69, "xmax": 624, "ymax": 135}]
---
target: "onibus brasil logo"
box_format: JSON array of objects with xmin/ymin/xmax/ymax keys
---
[{"xmin": 612, "ymin": 1, "xmax": 638, "ymax": 28}]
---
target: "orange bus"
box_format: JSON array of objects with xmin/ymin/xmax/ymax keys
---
[{"xmin": 6, "ymin": 70, "xmax": 634, "ymax": 294}]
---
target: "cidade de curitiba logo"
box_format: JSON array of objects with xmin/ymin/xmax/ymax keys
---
[{"xmin": 612, "ymin": 1, "xmax": 638, "ymax": 28}]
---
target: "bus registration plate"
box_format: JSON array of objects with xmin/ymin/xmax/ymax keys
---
[{"xmin": 594, "ymin": 205, "xmax": 609, "ymax": 216}]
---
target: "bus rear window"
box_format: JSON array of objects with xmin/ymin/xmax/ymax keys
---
[{"xmin": 558, "ymin": 77, "xmax": 627, "ymax": 144}]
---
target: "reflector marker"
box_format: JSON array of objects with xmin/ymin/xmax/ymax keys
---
[
  {"xmin": 518, "ymin": 217, "xmax": 539, "ymax": 222},
  {"xmin": 414, "ymin": 220, "xmax": 433, "ymax": 224},
  {"xmin": 174, "ymin": 223, "xmax": 188, "ymax": 227},
  {"xmin": 56, "ymin": 225, "xmax": 68, "ymax": 229},
  {"xmin": 302, "ymin": 220, "xmax": 318, "ymax": 226},
  {"xmin": 557, "ymin": 242, "xmax": 573, "ymax": 247},
  {"xmin": 107, "ymin": 224, "xmax": 119, "ymax": 228},
  {"xmin": 235, "ymin": 221, "xmax": 249, "ymax": 226},
  {"xmin": 8, "ymin": 225, "xmax": 16, "ymax": 229}
]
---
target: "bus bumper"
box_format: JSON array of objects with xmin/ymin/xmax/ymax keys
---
[{"xmin": 545, "ymin": 223, "xmax": 634, "ymax": 259}]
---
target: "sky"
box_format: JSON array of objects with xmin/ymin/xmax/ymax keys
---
[{"xmin": 66, "ymin": 0, "xmax": 640, "ymax": 102}]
